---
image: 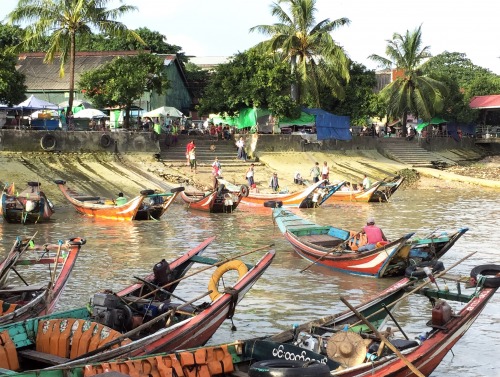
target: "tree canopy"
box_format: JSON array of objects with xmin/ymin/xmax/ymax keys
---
[
  {"xmin": 250, "ymin": 0, "xmax": 350, "ymax": 106},
  {"xmin": 7, "ymin": 0, "xmax": 141, "ymax": 110},
  {"xmin": 79, "ymin": 53, "xmax": 168, "ymax": 125},
  {"xmin": 199, "ymin": 49, "xmax": 298, "ymax": 118},
  {"xmin": 369, "ymin": 25, "xmax": 448, "ymax": 135}
]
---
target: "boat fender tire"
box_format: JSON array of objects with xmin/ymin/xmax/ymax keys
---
[
  {"xmin": 40, "ymin": 134, "xmax": 57, "ymax": 151},
  {"xmin": 100, "ymin": 134, "xmax": 112, "ymax": 148},
  {"xmin": 140, "ymin": 189, "xmax": 155, "ymax": 196},
  {"xmin": 27, "ymin": 181, "xmax": 41, "ymax": 187},
  {"xmin": 54, "ymin": 179, "xmax": 66, "ymax": 185},
  {"xmin": 263, "ymin": 201, "xmax": 283, "ymax": 208},
  {"xmin": 470, "ymin": 264, "xmax": 500, "ymax": 288},
  {"xmin": 248, "ymin": 360, "xmax": 330, "ymax": 377},
  {"xmin": 67, "ymin": 237, "xmax": 87, "ymax": 246},
  {"xmin": 240, "ymin": 185, "xmax": 249, "ymax": 197},
  {"xmin": 405, "ymin": 260, "xmax": 445, "ymax": 279},
  {"xmin": 208, "ymin": 260, "xmax": 248, "ymax": 301},
  {"xmin": 170, "ymin": 186, "xmax": 185, "ymax": 193}
]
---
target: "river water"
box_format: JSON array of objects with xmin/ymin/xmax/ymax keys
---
[{"xmin": 1, "ymin": 187, "xmax": 499, "ymax": 376}]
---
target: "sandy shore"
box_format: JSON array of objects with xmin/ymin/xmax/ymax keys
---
[{"xmin": 0, "ymin": 151, "xmax": 498, "ymax": 202}]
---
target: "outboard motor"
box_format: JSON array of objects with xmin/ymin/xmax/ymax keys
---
[
  {"xmin": 153, "ymin": 259, "xmax": 173, "ymax": 287},
  {"xmin": 92, "ymin": 292, "xmax": 132, "ymax": 331}
]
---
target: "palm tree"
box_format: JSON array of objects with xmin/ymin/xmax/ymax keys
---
[
  {"xmin": 369, "ymin": 25, "xmax": 448, "ymax": 136},
  {"xmin": 7, "ymin": 0, "xmax": 141, "ymax": 110},
  {"xmin": 250, "ymin": 0, "xmax": 350, "ymax": 106}
]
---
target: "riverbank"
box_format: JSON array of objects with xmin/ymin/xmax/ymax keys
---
[{"xmin": 0, "ymin": 151, "xmax": 498, "ymax": 204}]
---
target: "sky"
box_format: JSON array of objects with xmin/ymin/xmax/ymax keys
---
[{"xmin": 2, "ymin": 0, "xmax": 500, "ymax": 75}]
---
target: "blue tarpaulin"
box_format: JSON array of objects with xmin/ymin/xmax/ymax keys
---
[{"xmin": 303, "ymin": 108, "xmax": 351, "ymax": 141}]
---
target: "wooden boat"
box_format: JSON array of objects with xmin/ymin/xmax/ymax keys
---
[
  {"xmin": 236, "ymin": 179, "xmax": 346, "ymax": 208},
  {"xmin": 180, "ymin": 184, "xmax": 243, "ymax": 213},
  {"xmin": 270, "ymin": 205, "xmax": 466, "ymax": 277},
  {"xmin": 14, "ymin": 264, "xmax": 499, "ymax": 377},
  {"xmin": 325, "ymin": 176, "xmax": 404, "ymax": 203},
  {"xmin": 0, "ymin": 235, "xmax": 85, "ymax": 326},
  {"xmin": 0, "ymin": 182, "xmax": 55, "ymax": 224},
  {"xmin": 0, "ymin": 238, "xmax": 275, "ymax": 371},
  {"xmin": 54, "ymin": 180, "xmax": 183, "ymax": 221}
]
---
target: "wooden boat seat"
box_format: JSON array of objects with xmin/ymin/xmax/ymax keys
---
[
  {"xmin": 34, "ymin": 318, "xmax": 131, "ymax": 362},
  {"xmin": 0, "ymin": 330, "xmax": 19, "ymax": 370},
  {"xmin": 298, "ymin": 235, "xmax": 344, "ymax": 249},
  {"xmin": 0, "ymin": 282, "xmax": 47, "ymax": 294},
  {"xmin": 82, "ymin": 344, "xmax": 234, "ymax": 377},
  {"xmin": 0, "ymin": 300, "xmax": 18, "ymax": 316}
]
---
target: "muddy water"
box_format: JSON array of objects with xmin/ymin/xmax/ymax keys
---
[{"xmin": 1, "ymin": 187, "xmax": 499, "ymax": 376}]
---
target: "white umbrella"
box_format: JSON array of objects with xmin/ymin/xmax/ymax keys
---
[
  {"xmin": 142, "ymin": 106, "xmax": 183, "ymax": 118},
  {"xmin": 59, "ymin": 100, "xmax": 93, "ymax": 109},
  {"xmin": 73, "ymin": 108, "xmax": 107, "ymax": 119},
  {"xmin": 16, "ymin": 95, "xmax": 59, "ymax": 110}
]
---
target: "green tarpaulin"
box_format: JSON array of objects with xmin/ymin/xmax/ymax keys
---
[
  {"xmin": 416, "ymin": 117, "xmax": 447, "ymax": 132},
  {"xmin": 210, "ymin": 108, "xmax": 272, "ymax": 129},
  {"xmin": 278, "ymin": 112, "xmax": 315, "ymax": 127}
]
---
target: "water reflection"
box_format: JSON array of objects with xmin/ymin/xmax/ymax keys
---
[{"xmin": 1, "ymin": 188, "xmax": 499, "ymax": 376}]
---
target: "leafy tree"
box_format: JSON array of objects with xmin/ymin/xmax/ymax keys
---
[
  {"xmin": 325, "ymin": 62, "xmax": 379, "ymax": 125},
  {"xmin": 184, "ymin": 62, "xmax": 211, "ymax": 101},
  {"xmin": 0, "ymin": 23, "xmax": 24, "ymax": 49},
  {"xmin": 250, "ymin": 0, "xmax": 350, "ymax": 106},
  {"xmin": 198, "ymin": 50, "xmax": 298, "ymax": 118},
  {"xmin": 369, "ymin": 25, "xmax": 448, "ymax": 136},
  {"xmin": 7, "ymin": 0, "xmax": 141, "ymax": 111},
  {"xmin": 79, "ymin": 53, "xmax": 168, "ymax": 126},
  {"xmin": 0, "ymin": 53, "xmax": 26, "ymax": 106},
  {"xmin": 78, "ymin": 27, "xmax": 188, "ymax": 63}
]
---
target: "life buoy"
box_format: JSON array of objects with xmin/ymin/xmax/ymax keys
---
[
  {"xmin": 170, "ymin": 186, "xmax": 185, "ymax": 193},
  {"xmin": 40, "ymin": 134, "xmax": 57, "ymax": 151},
  {"xmin": 67, "ymin": 237, "xmax": 86, "ymax": 246},
  {"xmin": 405, "ymin": 260, "xmax": 445, "ymax": 279},
  {"xmin": 208, "ymin": 260, "xmax": 248, "ymax": 301},
  {"xmin": 100, "ymin": 134, "xmax": 112, "ymax": 148},
  {"xmin": 470, "ymin": 264, "xmax": 500, "ymax": 288},
  {"xmin": 263, "ymin": 201, "xmax": 283, "ymax": 208},
  {"xmin": 239, "ymin": 185, "xmax": 249, "ymax": 197},
  {"xmin": 248, "ymin": 360, "xmax": 330, "ymax": 377}
]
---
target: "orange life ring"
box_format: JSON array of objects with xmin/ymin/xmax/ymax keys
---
[{"xmin": 208, "ymin": 260, "xmax": 248, "ymax": 301}]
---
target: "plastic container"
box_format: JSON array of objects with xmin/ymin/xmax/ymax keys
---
[{"xmin": 432, "ymin": 300, "xmax": 452, "ymax": 326}]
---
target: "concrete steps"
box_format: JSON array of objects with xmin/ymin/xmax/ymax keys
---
[{"xmin": 377, "ymin": 138, "xmax": 452, "ymax": 167}]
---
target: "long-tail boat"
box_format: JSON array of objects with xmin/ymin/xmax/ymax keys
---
[
  {"xmin": 270, "ymin": 204, "xmax": 467, "ymax": 277},
  {"xmin": 234, "ymin": 179, "xmax": 345, "ymax": 208},
  {"xmin": 0, "ymin": 238, "xmax": 275, "ymax": 371},
  {"xmin": 0, "ymin": 235, "xmax": 85, "ymax": 325},
  {"xmin": 325, "ymin": 176, "xmax": 404, "ymax": 203},
  {"xmin": 54, "ymin": 180, "xmax": 183, "ymax": 221},
  {"xmin": 0, "ymin": 182, "xmax": 55, "ymax": 224},
  {"xmin": 9, "ymin": 262, "xmax": 499, "ymax": 377},
  {"xmin": 179, "ymin": 184, "xmax": 242, "ymax": 213}
]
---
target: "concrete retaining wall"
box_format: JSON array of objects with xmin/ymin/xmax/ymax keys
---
[{"xmin": 0, "ymin": 130, "xmax": 160, "ymax": 154}]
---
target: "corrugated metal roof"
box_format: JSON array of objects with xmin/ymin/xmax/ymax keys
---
[
  {"xmin": 469, "ymin": 94, "xmax": 500, "ymax": 109},
  {"xmin": 17, "ymin": 51, "xmax": 177, "ymax": 91}
]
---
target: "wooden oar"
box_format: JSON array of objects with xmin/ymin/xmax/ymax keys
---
[
  {"xmin": 350, "ymin": 250, "xmax": 477, "ymax": 328},
  {"xmin": 300, "ymin": 230, "xmax": 363, "ymax": 273},
  {"xmin": 71, "ymin": 290, "xmax": 212, "ymax": 361},
  {"xmin": 340, "ymin": 297, "xmax": 425, "ymax": 377},
  {"xmin": 132, "ymin": 243, "xmax": 274, "ymax": 303}
]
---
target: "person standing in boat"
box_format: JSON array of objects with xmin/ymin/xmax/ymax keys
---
[
  {"xmin": 358, "ymin": 217, "xmax": 387, "ymax": 251},
  {"xmin": 362, "ymin": 175, "xmax": 371, "ymax": 190},
  {"xmin": 269, "ymin": 172, "xmax": 279, "ymax": 192}
]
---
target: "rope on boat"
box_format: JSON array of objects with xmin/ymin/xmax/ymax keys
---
[{"xmin": 473, "ymin": 274, "xmax": 487, "ymax": 297}]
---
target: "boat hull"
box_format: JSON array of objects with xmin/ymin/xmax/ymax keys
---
[{"xmin": 180, "ymin": 190, "xmax": 241, "ymax": 213}]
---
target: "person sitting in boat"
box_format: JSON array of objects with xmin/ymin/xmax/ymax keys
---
[
  {"xmin": 115, "ymin": 192, "xmax": 128, "ymax": 206},
  {"xmin": 357, "ymin": 217, "xmax": 387, "ymax": 252}
]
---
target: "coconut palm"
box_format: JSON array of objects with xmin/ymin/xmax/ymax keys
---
[
  {"xmin": 369, "ymin": 25, "xmax": 448, "ymax": 136},
  {"xmin": 7, "ymin": 0, "xmax": 141, "ymax": 111},
  {"xmin": 250, "ymin": 0, "xmax": 350, "ymax": 106}
]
